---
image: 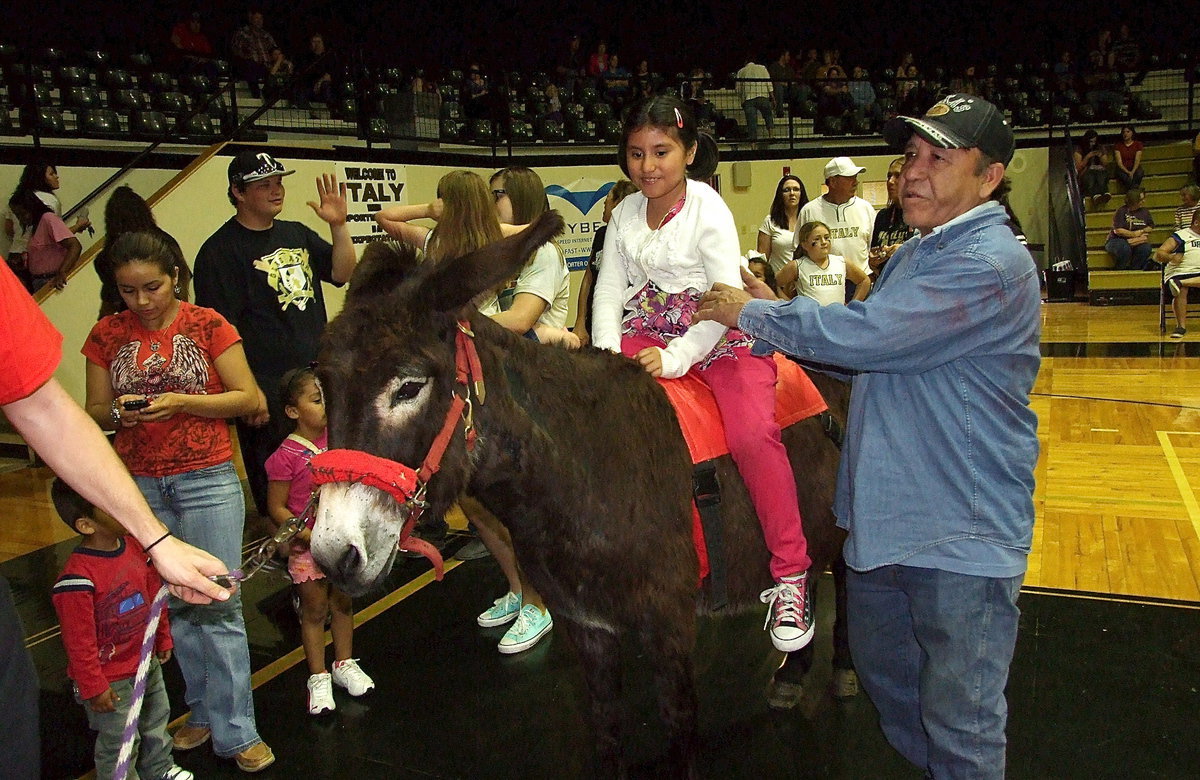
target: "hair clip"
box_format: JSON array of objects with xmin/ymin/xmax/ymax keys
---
[{"xmin": 674, "ymin": 107, "xmax": 684, "ymax": 129}]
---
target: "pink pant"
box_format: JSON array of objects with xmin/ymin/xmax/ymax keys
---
[{"xmin": 622, "ymin": 334, "xmax": 810, "ymax": 579}]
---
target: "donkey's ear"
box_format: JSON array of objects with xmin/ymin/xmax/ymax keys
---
[
  {"xmin": 421, "ymin": 212, "xmax": 565, "ymax": 314},
  {"xmin": 345, "ymin": 240, "xmax": 422, "ymax": 306}
]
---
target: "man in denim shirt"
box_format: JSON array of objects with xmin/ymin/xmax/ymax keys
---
[{"xmin": 698, "ymin": 94, "xmax": 1039, "ymax": 779}]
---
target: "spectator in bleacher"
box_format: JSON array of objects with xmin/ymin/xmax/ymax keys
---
[
  {"xmin": 1104, "ymin": 187, "xmax": 1155, "ymax": 270},
  {"xmin": 798, "ymin": 48, "xmax": 821, "ymax": 83},
  {"xmin": 632, "ymin": 59, "xmax": 656, "ymax": 100},
  {"xmin": 94, "ymin": 185, "xmax": 191, "ymax": 319},
  {"xmin": 1075, "ymin": 129, "xmax": 1113, "ymax": 210},
  {"xmin": 869, "ymin": 156, "xmax": 916, "ymax": 280},
  {"xmin": 266, "ymin": 47, "xmax": 293, "ymax": 99},
  {"xmin": 735, "ymin": 53, "xmax": 774, "ymax": 143},
  {"xmin": 758, "ymin": 174, "xmax": 809, "ymax": 274},
  {"xmin": 848, "ymin": 66, "xmax": 879, "ymax": 122},
  {"xmin": 193, "ymin": 152, "xmax": 355, "ymax": 518},
  {"xmin": 818, "ymin": 63, "xmax": 853, "ymax": 119},
  {"xmin": 1110, "ymin": 23, "xmax": 1145, "ymax": 85},
  {"xmin": 587, "ymin": 41, "xmax": 609, "ymax": 79},
  {"xmin": 768, "ymin": 49, "xmax": 794, "ymax": 118},
  {"xmin": 1081, "ymin": 48, "xmax": 1125, "ymax": 118},
  {"xmin": 555, "ymin": 33, "xmax": 585, "ymax": 101},
  {"xmin": 1113, "ymin": 124, "xmax": 1145, "ymax": 191},
  {"xmin": 541, "ymin": 83, "xmax": 564, "ymax": 124},
  {"xmin": 1155, "ymin": 208, "xmax": 1200, "ymax": 339},
  {"xmin": 1052, "ymin": 50, "xmax": 1075, "ymax": 91},
  {"xmin": 463, "ymin": 65, "xmax": 490, "ymax": 120},
  {"xmin": 1175, "ymin": 185, "xmax": 1199, "ymax": 231},
  {"xmin": 796, "ymin": 156, "xmax": 876, "ymax": 280},
  {"xmin": 293, "ymin": 33, "xmax": 336, "ymax": 111},
  {"xmin": 602, "ymin": 54, "xmax": 632, "ymax": 108},
  {"xmin": 169, "ymin": 11, "xmax": 214, "ymax": 72},
  {"xmin": 230, "ymin": 9, "xmax": 278, "ymax": 99}
]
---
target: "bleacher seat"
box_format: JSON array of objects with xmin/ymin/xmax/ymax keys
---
[
  {"xmin": 536, "ymin": 119, "xmax": 565, "ymax": 143},
  {"xmin": 817, "ymin": 114, "xmax": 846, "ymax": 135},
  {"xmin": 0, "ymin": 44, "xmax": 17, "ymax": 66},
  {"xmin": 127, "ymin": 53, "xmax": 152, "ymax": 70},
  {"xmin": 112, "ymin": 88, "xmax": 151, "ymax": 112},
  {"xmin": 131, "ymin": 109, "xmax": 169, "ymax": 140},
  {"xmin": 103, "ymin": 68, "xmax": 134, "ymax": 91},
  {"xmin": 525, "ymin": 85, "xmax": 545, "ymax": 102},
  {"xmin": 507, "ymin": 100, "xmax": 526, "ymax": 121},
  {"xmin": 82, "ymin": 50, "xmax": 111, "ymax": 69},
  {"xmin": 509, "ymin": 120, "xmax": 534, "ymax": 142},
  {"xmin": 796, "ymin": 98, "xmax": 818, "ymax": 119},
  {"xmin": 600, "ymin": 118, "xmax": 622, "ymax": 142},
  {"xmin": 564, "ymin": 102, "xmax": 584, "ymax": 121},
  {"xmin": 153, "ymin": 91, "xmax": 188, "ymax": 116},
  {"xmin": 848, "ymin": 114, "xmax": 873, "ymax": 135},
  {"xmin": 440, "ymin": 100, "xmax": 461, "ymax": 120},
  {"xmin": 447, "ymin": 69, "xmax": 464, "ymax": 84},
  {"xmin": 381, "ymin": 67, "xmax": 404, "ymax": 86},
  {"xmin": 56, "ymin": 66, "xmax": 91, "ymax": 88},
  {"xmin": 0, "ymin": 108, "xmax": 18, "ymax": 135},
  {"xmin": 32, "ymin": 107, "xmax": 65, "ymax": 135},
  {"xmin": 579, "ymin": 87, "xmax": 598, "ymax": 106},
  {"xmin": 439, "ymin": 118, "xmax": 464, "ymax": 141},
  {"xmin": 80, "ymin": 108, "xmax": 123, "ymax": 138},
  {"xmin": 589, "ymin": 101, "xmax": 612, "ymax": 122},
  {"xmin": 437, "ymin": 83, "xmax": 458, "ymax": 103},
  {"xmin": 181, "ymin": 74, "xmax": 214, "ymax": 97},
  {"xmin": 180, "ymin": 113, "xmax": 217, "ymax": 140},
  {"xmin": 468, "ymin": 119, "xmax": 495, "ymax": 143},
  {"xmin": 38, "ymin": 48, "xmax": 65, "ymax": 65},
  {"xmin": 144, "ymin": 72, "xmax": 173, "ymax": 93},
  {"xmin": 337, "ymin": 98, "xmax": 358, "ymax": 121},
  {"xmin": 63, "ymin": 86, "xmax": 103, "ymax": 110},
  {"xmin": 366, "ymin": 117, "xmax": 388, "ymax": 142},
  {"xmin": 566, "ymin": 116, "xmax": 596, "ymax": 143},
  {"xmin": 211, "ymin": 59, "xmax": 231, "ymax": 79}
]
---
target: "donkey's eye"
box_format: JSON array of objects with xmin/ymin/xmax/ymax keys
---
[{"xmin": 390, "ymin": 380, "xmax": 427, "ymax": 406}]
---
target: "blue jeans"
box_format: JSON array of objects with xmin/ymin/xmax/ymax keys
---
[
  {"xmin": 77, "ymin": 659, "xmax": 173, "ymax": 780},
  {"xmin": 1115, "ymin": 166, "xmax": 1144, "ymax": 192},
  {"xmin": 742, "ymin": 96, "xmax": 773, "ymax": 140},
  {"xmin": 1104, "ymin": 237, "xmax": 1152, "ymax": 270},
  {"xmin": 846, "ymin": 565, "xmax": 1023, "ymax": 779},
  {"xmin": 134, "ymin": 461, "xmax": 263, "ymax": 757}
]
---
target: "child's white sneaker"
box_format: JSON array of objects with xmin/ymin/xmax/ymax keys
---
[
  {"xmin": 332, "ymin": 658, "xmax": 375, "ymax": 696},
  {"xmin": 307, "ymin": 671, "xmax": 335, "ymax": 715}
]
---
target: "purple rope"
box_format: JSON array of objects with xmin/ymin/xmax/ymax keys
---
[{"xmin": 111, "ymin": 584, "xmax": 169, "ymax": 780}]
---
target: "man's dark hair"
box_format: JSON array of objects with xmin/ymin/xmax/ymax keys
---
[{"xmin": 50, "ymin": 477, "xmax": 94, "ymax": 533}]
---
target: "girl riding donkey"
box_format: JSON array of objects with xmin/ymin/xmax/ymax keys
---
[{"xmin": 591, "ymin": 95, "xmax": 815, "ymax": 652}]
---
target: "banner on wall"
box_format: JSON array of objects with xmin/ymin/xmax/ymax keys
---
[
  {"xmin": 334, "ymin": 163, "xmax": 407, "ymax": 245},
  {"xmin": 544, "ymin": 178, "xmax": 616, "ymax": 271}
]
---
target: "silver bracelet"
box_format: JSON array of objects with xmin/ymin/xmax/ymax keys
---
[{"xmin": 110, "ymin": 400, "xmax": 122, "ymax": 427}]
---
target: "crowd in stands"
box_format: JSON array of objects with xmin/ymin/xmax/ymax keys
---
[{"xmin": 0, "ymin": 12, "xmax": 1190, "ymax": 147}]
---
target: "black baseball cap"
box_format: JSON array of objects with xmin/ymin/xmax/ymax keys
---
[
  {"xmin": 883, "ymin": 94, "xmax": 1014, "ymax": 166},
  {"xmin": 227, "ymin": 150, "xmax": 295, "ymax": 187}
]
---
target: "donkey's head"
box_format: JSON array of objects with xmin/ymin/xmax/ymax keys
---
[{"xmin": 311, "ymin": 213, "xmax": 564, "ymax": 594}]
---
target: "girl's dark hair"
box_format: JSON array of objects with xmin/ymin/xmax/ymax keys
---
[
  {"xmin": 618, "ymin": 96, "xmax": 719, "ymax": 182},
  {"xmin": 104, "ymin": 185, "xmax": 157, "ymax": 236},
  {"xmin": 1120, "ymin": 124, "xmax": 1136, "ymax": 138},
  {"xmin": 490, "ymin": 166, "xmax": 549, "ymax": 224},
  {"xmin": 769, "ymin": 174, "xmax": 809, "ymax": 231},
  {"xmin": 106, "ymin": 231, "xmax": 178, "ymax": 278},
  {"xmin": 279, "ymin": 365, "xmax": 317, "ymax": 408},
  {"xmin": 16, "ymin": 161, "xmax": 55, "ymax": 195},
  {"xmin": 50, "ymin": 477, "xmax": 94, "ymax": 533},
  {"xmin": 1080, "ymin": 129, "xmax": 1099, "ymax": 147},
  {"xmin": 10, "ymin": 190, "xmax": 53, "ymax": 231},
  {"xmin": 8, "ymin": 160, "xmax": 57, "ymax": 229},
  {"xmin": 747, "ymin": 256, "xmax": 776, "ymax": 293}
]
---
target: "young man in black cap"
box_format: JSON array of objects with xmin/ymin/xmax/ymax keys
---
[
  {"xmin": 194, "ymin": 151, "xmax": 354, "ymax": 516},
  {"xmin": 697, "ymin": 94, "xmax": 1039, "ymax": 779}
]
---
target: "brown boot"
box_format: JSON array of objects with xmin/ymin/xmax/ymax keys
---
[
  {"xmin": 171, "ymin": 722, "xmax": 211, "ymax": 751},
  {"xmin": 235, "ymin": 742, "xmax": 275, "ymax": 773}
]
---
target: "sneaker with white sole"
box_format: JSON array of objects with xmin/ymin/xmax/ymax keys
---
[
  {"xmin": 498, "ymin": 604, "xmax": 553, "ymax": 654},
  {"xmin": 159, "ymin": 766, "xmax": 194, "ymax": 780},
  {"xmin": 307, "ymin": 671, "xmax": 335, "ymax": 715},
  {"xmin": 477, "ymin": 591, "xmax": 522, "ymax": 627},
  {"xmin": 1171, "ymin": 326, "xmax": 1187, "ymax": 339},
  {"xmin": 760, "ymin": 572, "xmax": 814, "ymax": 652},
  {"xmin": 332, "ymin": 658, "xmax": 375, "ymax": 696}
]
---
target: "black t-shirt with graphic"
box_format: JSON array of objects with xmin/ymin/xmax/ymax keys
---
[{"xmin": 193, "ymin": 218, "xmax": 336, "ymax": 380}]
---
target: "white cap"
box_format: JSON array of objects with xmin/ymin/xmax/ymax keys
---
[{"xmin": 824, "ymin": 156, "xmax": 866, "ymax": 179}]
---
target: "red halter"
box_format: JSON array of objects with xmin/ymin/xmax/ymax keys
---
[{"xmin": 309, "ymin": 321, "xmax": 485, "ymax": 579}]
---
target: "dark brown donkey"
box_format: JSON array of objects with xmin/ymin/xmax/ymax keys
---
[{"xmin": 310, "ymin": 213, "xmax": 847, "ymax": 777}]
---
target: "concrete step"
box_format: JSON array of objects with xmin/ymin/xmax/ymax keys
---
[
  {"xmin": 1087, "ymin": 226, "xmax": 1173, "ymax": 251},
  {"xmin": 1140, "ymin": 141, "xmax": 1194, "ymax": 161},
  {"xmin": 1085, "ymin": 206, "xmax": 1176, "ymax": 230},
  {"xmin": 1087, "ymin": 269, "xmax": 1161, "ymax": 289}
]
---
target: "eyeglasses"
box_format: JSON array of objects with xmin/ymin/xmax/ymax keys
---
[{"xmin": 491, "ymin": 189, "xmax": 507, "ymax": 200}]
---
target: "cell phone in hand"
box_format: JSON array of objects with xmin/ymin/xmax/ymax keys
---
[{"xmin": 123, "ymin": 399, "xmax": 150, "ymax": 411}]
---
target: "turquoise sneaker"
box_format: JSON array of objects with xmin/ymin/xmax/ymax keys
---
[
  {"xmin": 498, "ymin": 604, "xmax": 552, "ymax": 654},
  {"xmin": 477, "ymin": 591, "xmax": 522, "ymax": 627}
]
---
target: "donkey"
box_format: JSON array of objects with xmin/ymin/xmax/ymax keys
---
[{"xmin": 311, "ymin": 213, "xmax": 847, "ymax": 776}]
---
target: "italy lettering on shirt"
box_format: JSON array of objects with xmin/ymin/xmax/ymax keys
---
[
  {"xmin": 829, "ymin": 226, "xmax": 861, "ymax": 240},
  {"xmin": 809, "ymin": 272, "xmax": 844, "ymax": 286}
]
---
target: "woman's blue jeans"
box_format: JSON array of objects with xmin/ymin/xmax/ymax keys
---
[
  {"xmin": 847, "ymin": 564, "xmax": 1023, "ymax": 779},
  {"xmin": 134, "ymin": 461, "xmax": 263, "ymax": 757}
]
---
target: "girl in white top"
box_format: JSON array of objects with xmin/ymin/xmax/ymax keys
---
[
  {"xmin": 776, "ymin": 221, "xmax": 871, "ymax": 305},
  {"xmin": 592, "ymin": 96, "xmax": 816, "ymax": 653},
  {"xmin": 757, "ymin": 174, "xmax": 808, "ymax": 274}
]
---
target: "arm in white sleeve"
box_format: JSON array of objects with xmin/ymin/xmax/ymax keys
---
[{"xmin": 591, "ymin": 203, "xmax": 630, "ymax": 353}]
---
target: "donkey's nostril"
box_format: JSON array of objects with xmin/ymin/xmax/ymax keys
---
[{"xmin": 337, "ymin": 545, "xmax": 363, "ymax": 579}]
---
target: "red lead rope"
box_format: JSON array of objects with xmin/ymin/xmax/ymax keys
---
[{"xmin": 307, "ymin": 320, "xmax": 484, "ymax": 580}]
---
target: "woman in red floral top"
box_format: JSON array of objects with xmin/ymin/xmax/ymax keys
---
[{"xmin": 82, "ymin": 230, "xmax": 275, "ymax": 771}]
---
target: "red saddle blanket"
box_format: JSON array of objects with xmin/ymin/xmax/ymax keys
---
[{"xmin": 656, "ymin": 353, "xmax": 828, "ymax": 581}]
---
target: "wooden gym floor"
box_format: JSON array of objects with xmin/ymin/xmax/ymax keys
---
[{"xmin": 4, "ymin": 301, "xmax": 1199, "ymax": 778}]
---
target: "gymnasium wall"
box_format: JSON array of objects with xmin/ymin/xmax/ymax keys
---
[{"xmin": 25, "ymin": 145, "xmax": 1049, "ymax": 403}]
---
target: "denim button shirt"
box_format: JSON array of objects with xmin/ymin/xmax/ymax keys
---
[{"xmin": 740, "ymin": 201, "xmax": 1041, "ymax": 578}]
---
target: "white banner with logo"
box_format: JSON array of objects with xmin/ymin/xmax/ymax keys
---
[{"xmin": 543, "ymin": 177, "xmax": 617, "ymax": 271}]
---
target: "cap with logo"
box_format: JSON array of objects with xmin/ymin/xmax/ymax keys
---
[
  {"xmin": 883, "ymin": 94, "xmax": 1014, "ymax": 165},
  {"xmin": 228, "ymin": 150, "xmax": 295, "ymax": 187},
  {"xmin": 824, "ymin": 156, "xmax": 866, "ymax": 179}
]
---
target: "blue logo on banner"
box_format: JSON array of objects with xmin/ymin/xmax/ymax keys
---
[{"xmin": 545, "ymin": 183, "xmax": 614, "ymax": 215}]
